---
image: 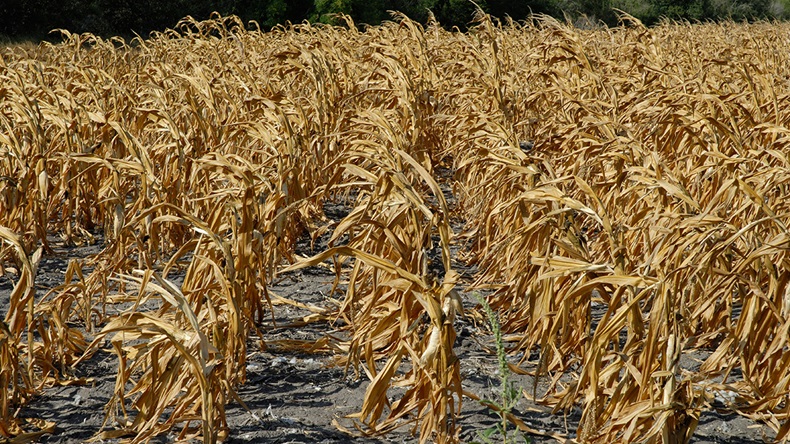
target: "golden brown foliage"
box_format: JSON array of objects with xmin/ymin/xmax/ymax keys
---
[{"xmin": 1, "ymin": 11, "xmax": 790, "ymax": 444}]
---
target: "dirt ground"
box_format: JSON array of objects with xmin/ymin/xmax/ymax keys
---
[{"xmin": 0, "ymin": 233, "xmax": 777, "ymax": 444}]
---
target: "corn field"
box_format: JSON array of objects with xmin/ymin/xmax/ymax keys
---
[{"xmin": 2, "ymin": 11, "xmax": 790, "ymax": 443}]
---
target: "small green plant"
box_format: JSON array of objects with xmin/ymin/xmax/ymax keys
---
[{"xmin": 472, "ymin": 292, "xmax": 529, "ymax": 444}]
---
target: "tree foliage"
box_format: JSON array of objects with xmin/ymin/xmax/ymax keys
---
[{"xmin": 1, "ymin": 0, "xmax": 789, "ymax": 41}]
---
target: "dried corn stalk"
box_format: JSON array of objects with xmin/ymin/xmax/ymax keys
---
[{"xmin": 2, "ymin": 11, "xmax": 790, "ymax": 444}]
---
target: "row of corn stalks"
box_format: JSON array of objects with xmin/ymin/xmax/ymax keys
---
[{"xmin": 2, "ymin": 11, "xmax": 790, "ymax": 444}]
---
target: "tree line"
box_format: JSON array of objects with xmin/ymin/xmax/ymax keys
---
[{"xmin": 1, "ymin": 0, "xmax": 787, "ymax": 41}]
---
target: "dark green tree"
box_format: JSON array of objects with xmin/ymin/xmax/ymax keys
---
[
  {"xmin": 2, "ymin": 0, "xmax": 787, "ymax": 41},
  {"xmin": 431, "ymin": 0, "xmax": 488, "ymax": 28},
  {"xmin": 486, "ymin": 0, "xmax": 558, "ymax": 23},
  {"xmin": 704, "ymin": 0, "xmax": 773, "ymax": 20},
  {"xmin": 311, "ymin": 0, "xmax": 389, "ymax": 25}
]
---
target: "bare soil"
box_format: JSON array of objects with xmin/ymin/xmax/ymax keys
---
[{"xmin": 0, "ymin": 230, "xmax": 776, "ymax": 444}]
